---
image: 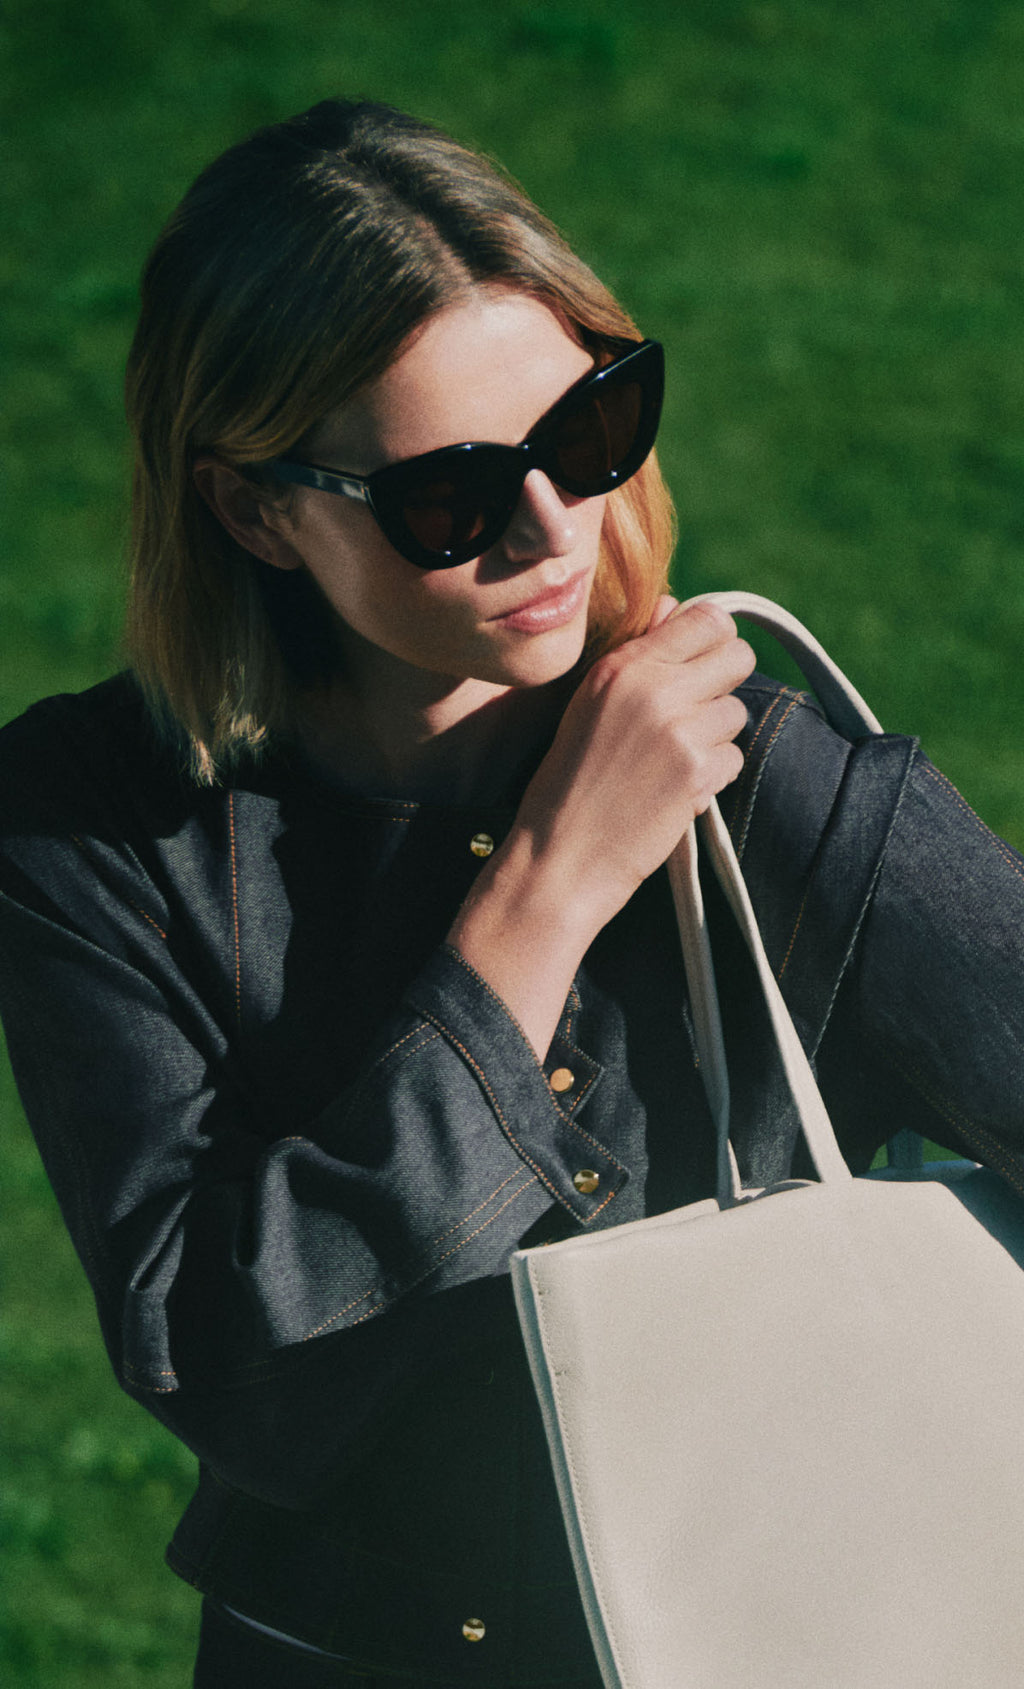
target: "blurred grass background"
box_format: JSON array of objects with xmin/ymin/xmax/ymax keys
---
[{"xmin": 2, "ymin": 0, "xmax": 1023, "ymax": 1682}]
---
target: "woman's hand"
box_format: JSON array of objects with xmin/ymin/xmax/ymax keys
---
[
  {"xmin": 511, "ymin": 597, "xmax": 754, "ymax": 931},
  {"xmin": 448, "ymin": 599, "xmax": 755, "ymax": 1058}
]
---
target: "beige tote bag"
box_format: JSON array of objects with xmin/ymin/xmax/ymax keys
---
[{"xmin": 512, "ymin": 593, "xmax": 1024, "ymax": 1689}]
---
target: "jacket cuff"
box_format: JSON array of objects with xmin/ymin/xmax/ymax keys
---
[{"xmin": 404, "ymin": 945, "xmax": 627, "ymax": 1224}]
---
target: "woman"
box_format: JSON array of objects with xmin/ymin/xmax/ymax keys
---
[{"xmin": 1, "ymin": 99, "xmax": 1022, "ymax": 1687}]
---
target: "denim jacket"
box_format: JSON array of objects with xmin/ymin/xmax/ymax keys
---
[{"xmin": 2, "ymin": 670, "xmax": 1023, "ymax": 1685}]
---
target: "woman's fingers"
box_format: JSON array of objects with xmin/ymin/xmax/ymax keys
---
[
  {"xmin": 590, "ymin": 607, "xmax": 754, "ymax": 725},
  {"xmin": 690, "ymin": 735, "xmax": 748, "ymax": 814},
  {"xmin": 644, "ymin": 598, "xmax": 744, "ymax": 664},
  {"xmin": 692, "ymin": 688, "xmax": 751, "ymax": 751},
  {"xmin": 673, "ymin": 635, "xmax": 756, "ymax": 716}
]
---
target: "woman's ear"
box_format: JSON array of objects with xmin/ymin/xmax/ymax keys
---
[{"xmin": 192, "ymin": 457, "xmax": 305, "ymax": 572}]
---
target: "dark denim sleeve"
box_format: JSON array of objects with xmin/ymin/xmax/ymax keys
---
[
  {"xmin": 0, "ymin": 860, "xmax": 630, "ymax": 1496},
  {"xmin": 0, "ymin": 867, "xmax": 630, "ymax": 1358},
  {"xmin": 731, "ymin": 682, "xmax": 1024, "ymax": 1187},
  {"xmin": 851, "ymin": 754, "xmax": 1024, "ymax": 1189}
]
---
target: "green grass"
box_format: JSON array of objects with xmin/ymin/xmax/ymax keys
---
[
  {"xmin": 4, "ymin": 2, "xmax": 1024, "ymax": 1681},
  {"xmin": 1, "ymin": 1051, "xmax": 200, "ymax": 1686}
]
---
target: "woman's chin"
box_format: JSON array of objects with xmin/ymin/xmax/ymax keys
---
[{"xmin": 480, "ymin": 616, "xmax": 591, "ymax": 689}]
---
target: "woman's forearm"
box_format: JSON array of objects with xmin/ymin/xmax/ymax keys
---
[{"xmin": 447, "ymin": 829, "xmax": 603, "ymax": 1060}]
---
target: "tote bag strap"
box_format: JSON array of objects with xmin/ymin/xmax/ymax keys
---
[
  {"xmin": 667, "ymin": 591, "xmax": 911, "ymax": 1203},
  {"xmin": 693, "ymin": 590, "xmax": 883, "ymax": 739},
  {"xmin": 687, "ymin": 795, "xmax": 854, "ymax": 1198}
]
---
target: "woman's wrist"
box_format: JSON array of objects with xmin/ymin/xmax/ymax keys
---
[{"xmin": 446, "ymin": 828, "xmax": 607, "ymax": 1061}]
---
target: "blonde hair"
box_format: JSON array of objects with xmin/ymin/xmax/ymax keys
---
[{"xmin": 125, "ymin": 100, "xmax": 675, "ymax": 782}]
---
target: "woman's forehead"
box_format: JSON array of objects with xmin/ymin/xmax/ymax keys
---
[{"xmin": 306, "ymin": 289, "xmax": 594, "ymax": 473}]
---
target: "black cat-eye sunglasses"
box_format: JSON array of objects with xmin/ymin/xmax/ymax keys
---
[{"xmin": 263, "ymin": 338, "xmax": 664, "ymax": 571}]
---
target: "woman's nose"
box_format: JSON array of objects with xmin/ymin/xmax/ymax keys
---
[{"xmin": 499, "ymin": 469, "xmax": 577, "ymax": 564}]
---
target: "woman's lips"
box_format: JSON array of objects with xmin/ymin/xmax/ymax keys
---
[{"xmin": 490, "ymin": 570, "xmax": 590, "ymax": 633}]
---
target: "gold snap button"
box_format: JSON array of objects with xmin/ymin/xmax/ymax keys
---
[
  {"xmin": 462, "ymin": 1618, "xmax": 486, "ymax": 1642},
  {"xmin": 573, "ymin": 1169, "xmax": 600, "ymax": 1195},
  {"xmin": 469, "ymin": 833, "xmax": 494, "ymax": 859},
  {"xmin": 549, "ymin": 1067, "xmax": 574, "ymax": 1093}
]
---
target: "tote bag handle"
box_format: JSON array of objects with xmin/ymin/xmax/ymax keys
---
[
  {"xmin": 667, "ymin": 591, "xmax": 888, "ymax": 1205},
  {"xmin": 690, "ymin": 590, "xmax": 883, "ymax": 739}
]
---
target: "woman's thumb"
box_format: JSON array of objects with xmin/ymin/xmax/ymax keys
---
[{"xmin": 647, "ymin": 593, "xmax": 680, "ymax": 632}]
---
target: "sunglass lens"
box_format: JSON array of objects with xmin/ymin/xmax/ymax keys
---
[
  {"xmin": 401, "ymin": 477, "xmax": 486, "ymax": 553},
  {"xmin": 551, "ymin": 381, "xmax": 644, "ymax": 487},
  {"xmin": 400, "ymin": 460, "xmax": 519, "ymax": 559}
]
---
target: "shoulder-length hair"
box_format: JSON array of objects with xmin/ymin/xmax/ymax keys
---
[{"xmin": 125, "ymin": 99, "xmax": 676, "ymax": 782}]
